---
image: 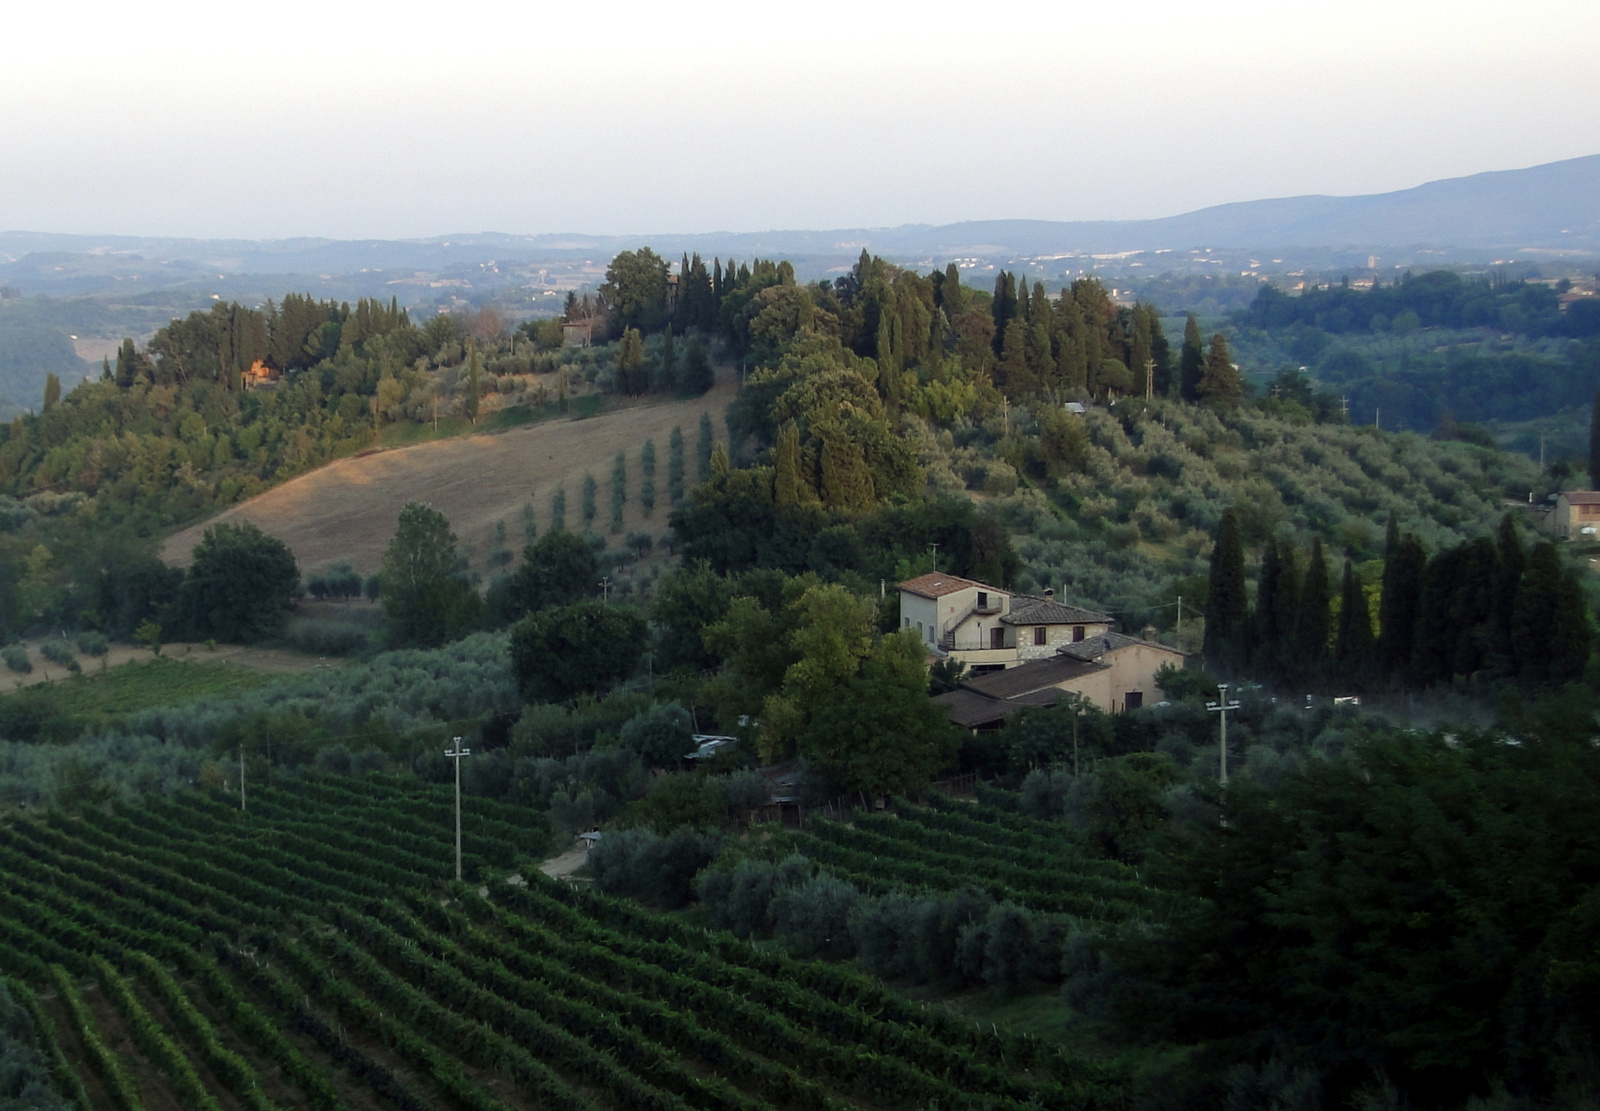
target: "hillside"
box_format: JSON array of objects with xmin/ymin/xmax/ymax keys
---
[{"xmin": 163, "ymin": 364, "xmax": 737, "ymax": 577}]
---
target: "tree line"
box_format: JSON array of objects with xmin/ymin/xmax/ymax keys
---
[{"xmin": 1204, "ymin": 507, "xmax": 1591, "ymax": 691}]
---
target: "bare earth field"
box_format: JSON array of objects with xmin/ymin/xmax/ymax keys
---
[{"xmin": 163, "ymin": 365, "xmax": 737, "ymax": 576}]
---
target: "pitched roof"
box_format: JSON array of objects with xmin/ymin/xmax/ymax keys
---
[
  {"xmin": 897, "ymin": 573, "xmax": 992, "ymax": 599},
  {"xmin": 933, "ymin": 688, "xmax": 1021, "ymax": 728},
  {"xmin": 963, "ymin": 655, "xmax": 1107, "ymax": 699},
  {"xmin": 1562, "ymin": 490, "xmax": 1600, "ymax": 505},
  {"xmin": 1056, "ymin": 630, "xmax": 1186, "ymax": 663},
  {"xmin": 1001, "ymin": 595, "xmax": 1111, "ymax": 626}
]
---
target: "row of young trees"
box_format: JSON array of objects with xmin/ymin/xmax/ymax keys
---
[{"xmin": 1205, "ymin": 508, "xmax": 1591, "ymax": 690}]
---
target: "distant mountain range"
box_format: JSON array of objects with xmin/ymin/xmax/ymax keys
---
[{"xmin": 2, "ymin": 154, "xmax": 1597, "ymax": 294}]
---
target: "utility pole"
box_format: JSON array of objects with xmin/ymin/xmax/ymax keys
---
[
  {"xmin": 444, "ymin": 737, "xmax": 472, "ymax": 882},
  {"xmin": 599, "ymin": 577, "xmax": 612, "ymax": 602},
  {"xmin": 1073, "ymin": 703, "xmax": 1081, "ymax": 777},
  {"xmin": 1176, "ymin": 595, "xmax": 1182, "ymax": 637},
  {"xmin": 1144, "ymin": 358, "xmax": 1155, "ymax": 400},
  {"xmin": 929, "ymin": 542, "xmax": 939, "ymax": 574},
  {"xmin": 1375, "ymin": 407, "xmax": 1381, "ymax": 431},
  {"xmin": 1205, "ymin": 684, "xmax": 1241, "ymax": 786}
]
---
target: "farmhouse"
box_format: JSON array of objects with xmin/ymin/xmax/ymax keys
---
[
  {"xmin": 896, "ymin": 572, "xmax": 1112, "ymax": 673},
  {"xmin": 899, "ymin": 572, "xmax": 1186, "ymax": 725},
  {"xmin": 1550, "ymin": 490, "xmax": 1600, "ymax": 539}
]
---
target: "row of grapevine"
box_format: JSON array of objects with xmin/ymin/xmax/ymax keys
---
[
  {"xmin": 771, "ymin": 823, "xmax": 1151, "ymax": 920},
  {"xmin": 0, "ymin": 775, "xmax": 1128, "ymax": 1109},
  {"xmin": 802, "ymin": 814, "xmax": 1173, "ymax": 915}
]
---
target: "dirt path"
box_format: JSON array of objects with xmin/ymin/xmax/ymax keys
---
[
  {"xmin": 538, "ymin": 846, "xmax": 591, "ymax": 880},
  {"xmin": 0, "ymin": 638, "xmax": 330, "ymax": 692},
  {"xmin": 162, "ymin": 366, "xmax": 739, "ymax": 577}
]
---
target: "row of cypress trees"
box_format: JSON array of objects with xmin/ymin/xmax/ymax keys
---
[{"xmin": 1204, "ymin": 508, "xmax": 1591, "ymax": 691}]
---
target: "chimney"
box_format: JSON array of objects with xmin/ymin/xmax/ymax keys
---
[
  {"xmin": 1043, "ymin": 587, "xmax": 1055, "ymax": 600},
  {"xmin": 1141, "ymin": 624, "xmax": 1158, "ymax": 641}
]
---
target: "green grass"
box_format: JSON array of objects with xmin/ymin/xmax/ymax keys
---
[
  {"xmin": 371, "ymin": 393, "xmax": 607, "ymax": 449},
  {"xmin": 0, "ymin": 658, "xmax": 280, "ymax": 743},
  {"xmin": 940, "ymin": 989, "xmax": 1077, "ymax": 1042}
]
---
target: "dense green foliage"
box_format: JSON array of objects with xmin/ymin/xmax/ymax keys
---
[
  {"xmin": 1204, "ymin": 508, "xmax": 1593, "ymax": 693},
  {"xmin": 380, "ymin": 502, "xmax": 482, "ymax": 647},
  {"xmin": 1236, "ymin": 272, "xmax": 1600, "ymax": 432},
  {"xmin": 178, "ymin": 520, "xmax": 300, "ymax": 642}
]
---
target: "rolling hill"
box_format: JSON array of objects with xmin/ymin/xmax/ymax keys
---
[
  {"xmin": 6, "ymin": 154, "xmax": 1597, "ymax": 296},
  {"xmin": 161, "ymin": 368, "xmax": 736, "ymax": 578}
]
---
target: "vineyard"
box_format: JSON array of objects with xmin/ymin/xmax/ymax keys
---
[
  {"xmin": 0, "ymin": 775, "xmax": 1131, "ymax": 1110},
  {"xmin": 763, "ymin": 790, "xmax": 1180, "ymax": 921}
]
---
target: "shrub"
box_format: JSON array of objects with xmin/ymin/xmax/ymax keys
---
[
  {"xmin": 283, "ymin": 616, "xmax": 371, "ymax": 656},
  {"xmin": 619, "ymin": 702, "xmax": 694, "ymax": 767},
  {"xmin": 590, "ymin": 826, "xmax": 718, "ymax": 908},
  {"xmin": 699, "ymin": 857, "xmax": 779, "ymax": 938},
  {"xmin": 74, "ymin": 630, "xmax": 109, "ymax": 657},
  {"xmin": 2, "ymin": 645, "xmax": 30, "ymax": 674},
  {"xmin": 39, "ymin": 640, "xmax": 80, "ymax": 672},
  {"xmin": 771, "ymin": 873, "xmax": 861, "ymax": 959}
]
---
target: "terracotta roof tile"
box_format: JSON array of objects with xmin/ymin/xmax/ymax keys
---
[{"xmin": 897, "ymin": 573, "xmax": 991, "ymax": 599}]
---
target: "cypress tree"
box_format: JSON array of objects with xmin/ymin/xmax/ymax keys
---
[
  {"xmin": 697, "ymin": 412, "xmax": 715, "ymax": 482},
  {"xmin": 609, "ymin": 451, "xmax": 626, "ymax": 533},
  {"xmin": 991, "ymin": 272, "xmax": 1017, "ymax": 356},
  {"xmin": 1590, "ymin": 388, "xmax": 1600, "ymax": 488},
  {"xmin": 640, "ymin": 438, "xmax": 657, "ymax": 516},
  {"xmin": 1250, "ymin": 537, "xmax": 1283, "ymax": 674},
  {"xmin": 42, "ymin": 373, "xmax": 60, "ymax": 412},
  {"xmin": 1203, "ymin": 508, "xmax": 1248, "ymax": 673},
  {"xmin": 1179, "ymin": 314, "xmax": 1204, "ymax": 401},
  {"xmin": 998, "ymin": 319, "xmax": 1030, "ymax": 393},
  {"xmin": 1271, "ymin": 541, "xmax": 1302, "ymax": 680},
  {"xmin": 1294, "ymin": 538, "xmax": 1331, "ymax": 680},
  {"xmin": 1198, "ymin": 333, "xmax": 1243, "ymax": 410},
  {"xmin": 581, "ymin": 472, "xmax": 597, "ymax": 528},
  {"xmin": 773, "ymin": 423, "xmax": 808, "ymax": 507},
  {"xmin": 116, "ymin": 338, "xmax": 137, "ymax": 388},
  {"xmin": 1487, "ymin": 513, "xmax": 1525, "ymax": 676},
  {"xmin": 550, "ymin": 485, "xmax": 567, "ymax": 532},
  {"xmin": 1378, "ymin": 516, "xmax": 1419, "ymax": 680},
  {"xmin": 464, "ymin": 342, "xmax": 482, "ymax": 424},
  {"xmin": 657, "ymin": 326, "xmax": 676, "ymax": 392},
  {"xmin": 682, "ymin": 335, "xmax": 713, "ymax": 395},
  {"xmin": 1448, "ymin": 537, "xmax": 1497, "ymax": 677},
  {"xmin": 1409, "ymin": 548, "xmax": 1458, "ymax": 687},
  {"xmin": 1334, "ymin": 559, "xmax": 1375, "ymax": 688},
  {"xmin": 1513, "ymin": 542, "xmax": 1591, "ymax": 685},
  {"xmin": 617, "ymin": 328, "xmax": 646, "ymax": 395},
  {"xmin": 939, "ymin": 263, "xmax": 965, "ymax": 318},
  {"xmin": 668, "ymin": 426, "xmax": 686, "ymax": 504},
  {"xmin": 819, "ymin": 432, "xmax": 876, "ymax": 512}
]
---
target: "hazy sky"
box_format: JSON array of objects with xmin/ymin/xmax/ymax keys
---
[{"xmin": 4, "ymin": 0, "xmax": 1598, "ymax": 240}]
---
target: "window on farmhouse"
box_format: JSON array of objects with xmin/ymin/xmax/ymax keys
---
[
  {"xmin": 1073, "ymin": 625, "xmax": 1085, "ymax": 642},
  {"xmin": 1034, "ymin": 627, "xmax": 1046, "ymax": 645},
  {"xmin": 1125, "ymin": 691, "xmax": 1144, "ymax": 710},
  {"xmin": 990, "ymin": 627, "xmax": 1004, "ymax": 650}
]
